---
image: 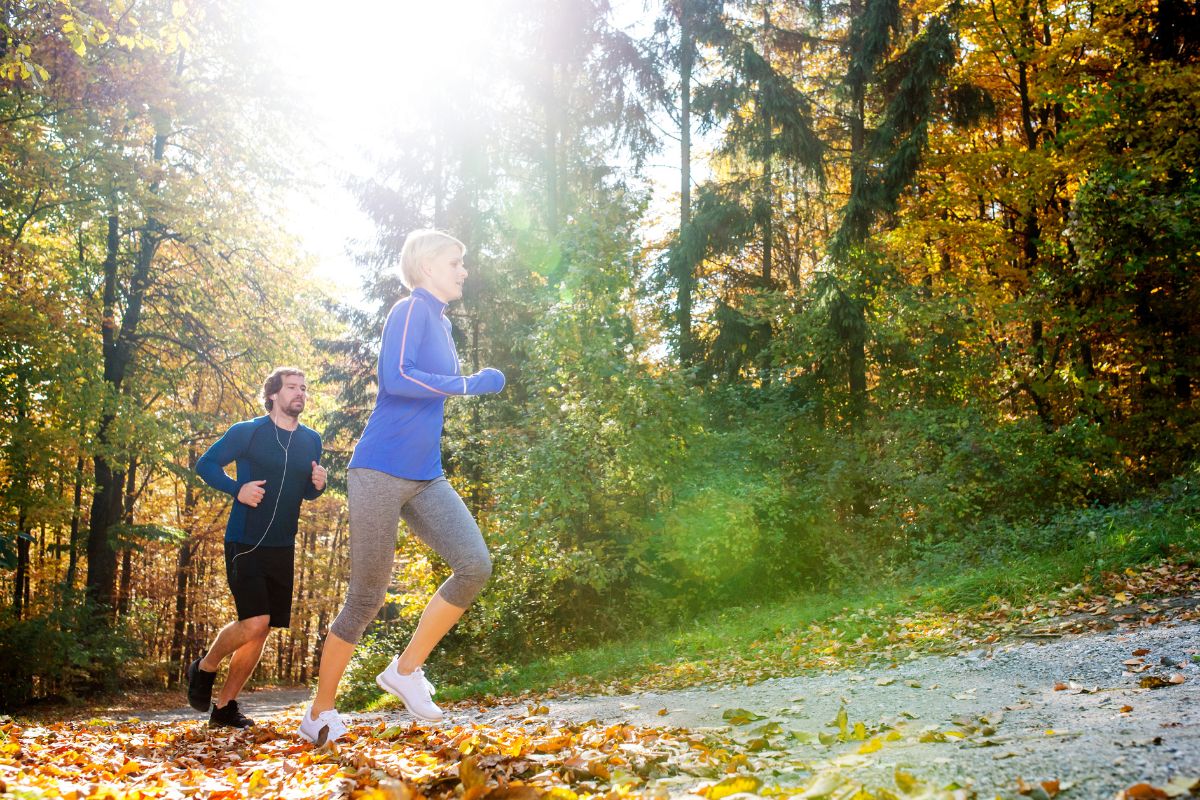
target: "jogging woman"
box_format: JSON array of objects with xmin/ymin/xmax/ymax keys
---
[{"xmin": 299, "ymin": 230, "xmax": 505, "ymax": 744}]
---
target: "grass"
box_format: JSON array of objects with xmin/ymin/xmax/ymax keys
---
[{"xmin": 414, "ymin": 489, "xmax": 1200, "ymax": 705}]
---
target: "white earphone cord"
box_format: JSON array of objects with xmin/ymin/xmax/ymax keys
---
[{"xmin": 231, "ymin": 422, "xmax": 294, "ymax": 577}]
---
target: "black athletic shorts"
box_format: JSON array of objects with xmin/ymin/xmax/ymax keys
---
[{"xmin": 224, "ymin": 542, "xmax": 295, "ymax": 628}]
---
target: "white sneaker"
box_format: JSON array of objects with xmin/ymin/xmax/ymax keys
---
[
  {"xmin": 298, "ymin": 702, "xmax": 348, "ymax": 745},
  {"xmin": 375, "ymin": 659, "xmax": 444, "ymax": 721}
]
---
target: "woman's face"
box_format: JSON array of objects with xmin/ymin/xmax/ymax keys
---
[{"xmin": 421, "ymin": 246, "xmax": 468, "ymax": 303}]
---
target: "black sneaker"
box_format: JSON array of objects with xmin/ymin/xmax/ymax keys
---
[
  {"xmin": 186, "ymin": 656, "xmax": 217, "ymax": 712},
  {"xmin": 209, "ymin": 699, "xmax": 254, "ymax": 729}
]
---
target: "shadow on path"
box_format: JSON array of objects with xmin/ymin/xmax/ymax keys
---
[{"xmin": 123, "ymin": 688, "xmax": 312, "ymax": 725}]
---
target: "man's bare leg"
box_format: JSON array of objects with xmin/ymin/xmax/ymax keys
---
[
  {"xmin": 199, "ymin": 615, "xmax": 271, "ymax": 672},
  {"xmin": 215, "ymin": 632, "xmax": 269, "ymax": 708}
]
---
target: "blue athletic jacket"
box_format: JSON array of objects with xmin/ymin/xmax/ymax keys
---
[{"xmin": 348, "ymin": 287, "xmax": 504, "ymax": 480}]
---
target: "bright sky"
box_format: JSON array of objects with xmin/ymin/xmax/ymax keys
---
[
  {"xmin": 254, "ymin": 0, "xmax": 479, "ymax": 306},
  {"xmin": 254, "ymin": 0, "xmax": 691, "ymax": 309}
]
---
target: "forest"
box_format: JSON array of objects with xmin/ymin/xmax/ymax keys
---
[{"xmin": 1, "ymin": 0, "xmax": 1197, "ymax": 711}]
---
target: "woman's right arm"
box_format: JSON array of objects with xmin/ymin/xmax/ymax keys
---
[{"xmin": 378, "ymin": 300, "xmax": 505, "ymax": 397}]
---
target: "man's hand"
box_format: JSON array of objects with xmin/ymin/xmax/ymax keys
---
[
  {"xmin": 238, "ymin": 479, "xmax": 267, "ymax": 507},
  {"xmin": 311, "ymin": 461, "xmax": 327, "ymax": 492}
]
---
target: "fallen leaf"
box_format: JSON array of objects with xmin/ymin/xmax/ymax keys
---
[
  {"xmin": 706, "ymin": 775, "xmax": 762, "ymax": 799},
  {"xmin": 484, "ymin": 787, "xmax": 542, "ymax": 800},
  {"xmin": 721, "ymin": 708, "xmax": 766, "ymax": 725},
  {"xmin": 459, "ymin": 755, "xmax": 488, "ymax": 790},
  {"xmin": 857, "ymin": 737, "xmax": 882, "ymax": 754},
  {"xmin": 797, "ymin": 772, "xmax": 847, "ymax": 798},
  {"xmin": 1162, "ymin": 776, "xmax": 1200, "ymax": 797},
  {"xmin": 894, "ymin": 767, "xmax": 919, "ymax": 793},
  {"xmin": 379, "ymin": 778, "xmax": 414, "ymax": 800}
]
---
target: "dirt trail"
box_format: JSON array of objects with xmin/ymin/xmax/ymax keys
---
[
  {"xmin": 115, "ymin": 620, "xmax": 1200, "ymax": 798},
  {"xmin": 492, "ymin": 620, "xmax": 1199, "ymax": 797}
]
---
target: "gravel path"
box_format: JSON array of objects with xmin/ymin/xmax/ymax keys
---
[
  {"xmin": 489, "ymin": 620, "xmax": 1200, "ymax": 797},
  {"xmin": 117, "ymin": 620, "xmax": 1200, "ymax": 798},
  {"xmin": 128, "ymin": 688, "xmax": 313, "ymax": 725}
]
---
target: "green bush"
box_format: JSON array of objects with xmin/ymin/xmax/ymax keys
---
[
  {"xmin": 455, "ymin": 199, "xmax": 696, "ymax": 657},
  {"xmin": 861, "ymin": 408, "xmax": 1121, "ymax": 547},
  {"xmin": 0, "ymin": 600, "xmax": 135, "ymax": 710}
]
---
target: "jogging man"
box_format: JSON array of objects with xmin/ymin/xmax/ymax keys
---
[{"xmin": 188, "ymin": 366, "xmax": 327, "ymax": 728}]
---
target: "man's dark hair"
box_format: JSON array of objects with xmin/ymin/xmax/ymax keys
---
[{"xmin": 262, "ymin": 367, "xmax": 305, "ymax": 411}]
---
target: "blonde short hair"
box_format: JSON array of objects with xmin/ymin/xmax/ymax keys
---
[{"xmin": 398, "ymin": 229, "xmax": 466, "ymax": 290}]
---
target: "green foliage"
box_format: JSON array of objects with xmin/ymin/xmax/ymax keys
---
[
  {"xmin": 696, "ymin": 18, "xmax": 824, "ymax": 169},
  {"xmin": 0, "ymin": 600, "xmax": 136, "ymax": 710},
  {"xmin": 461, "ymin": 193, "xmax": 695, "ymax": 655},
  {"xmin": 857, "ymin": 410, "xmax": 1120, "ymax": 545}
]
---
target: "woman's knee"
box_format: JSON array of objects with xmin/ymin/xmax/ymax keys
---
[
  {"xmin": 442, "ymin": 551, "xmax": 492, "ymax": 607},
  {"xmin": 345, "ymin": 584, "xmax": 388, "ymax": 616},
  {"xmin": 459, "ymin": 549, "xmax": 493, "ymax": 586},
  {"xmin": 330, "ymin": 589, "xmax": 386, "ymax": 644}
]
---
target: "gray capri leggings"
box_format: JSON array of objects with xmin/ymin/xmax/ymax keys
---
[{"xmin": 329, "ymin": 468, "xmax": 492, "ymax": 645}]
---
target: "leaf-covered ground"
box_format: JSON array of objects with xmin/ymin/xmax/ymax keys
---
[{"xmin": 4, "ymin": 561, "xmax": 1200, "ymax": 800}]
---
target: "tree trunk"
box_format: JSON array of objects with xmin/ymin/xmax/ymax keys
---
[
  {"xmin": 66, "ymin": 443, "xmax": 84, "ymax": 590},
  {"xmin": 677, "ymin": 3, "xmax": 695, "ymax": 364},
  {"xmin": 86, "ymin": 212, "xmax": 124, "ymax": 613},
  {"xmin": 12, "ymin": 379, "xmax": 31, "ymax": 617},
  {"xmin": 299, "ymin": 521, "xmax": 319, "ymax": 682},
  {"xmin": 760, "ymin": 6, "xmax": 773, "ymax": 285},
  {"xmin": 845, "ymin": 0, "xmax": 869, "ymax": 421},
  {"xmin": 117, "ymin": 457, "xmax": 137, "ymax": 616},
  {"xmin": 86, "ymin": 131, "xmax": 167, "ymax": 615},
  {"xmin": 14, "ymin": 507, "xmax": 29, "ymax": 618},
  {"xmin": 171, "ymin": 389, "xmax": 202, "ymax": 677},
  {"xmin": 433, "ymin": 132, "xmax": 446, "ymax": 229},
  {"xmin": 87, "ymin": 451, "xmax": 123, "ymax": 613}
]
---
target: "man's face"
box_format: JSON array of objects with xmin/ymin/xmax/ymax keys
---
[{"xmin": 272, "ymin": 375, "xmax": 307, "ymax": 418}]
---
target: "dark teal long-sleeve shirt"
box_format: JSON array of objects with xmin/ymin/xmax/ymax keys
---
[{"xmin": 196, "ymin": 416, "xmax": 324, "ymax": 547}]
